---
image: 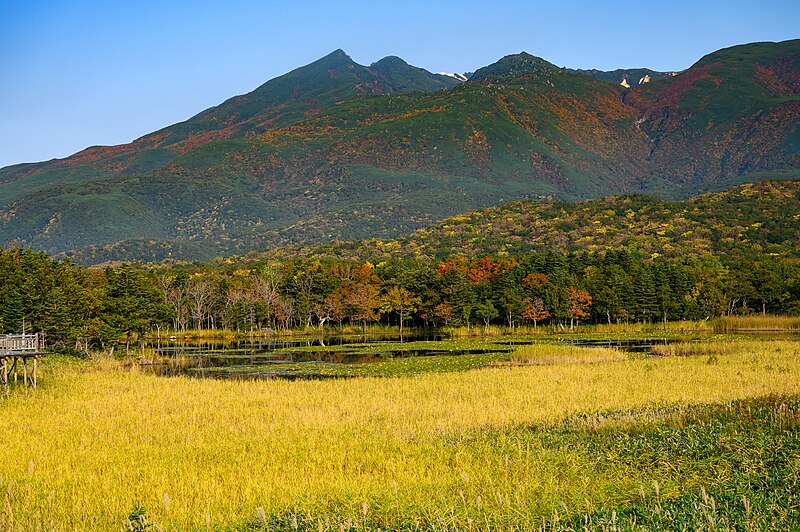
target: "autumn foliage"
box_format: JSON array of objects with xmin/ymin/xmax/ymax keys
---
[{"xmin": 437, "ymin": 257, "xmax": 518, "ymax": 285}]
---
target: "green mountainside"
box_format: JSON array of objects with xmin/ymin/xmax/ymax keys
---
[
  {"xmin": 627, "ymin": 39, "xmax": 800, "ymax": 193},
  {"xmin": 1, "ymin": 40, "xmax": 799, "ymax": 263},
  {"xmin": 469, "ymin": 52, "xmax": 558, "ymax": 81}
]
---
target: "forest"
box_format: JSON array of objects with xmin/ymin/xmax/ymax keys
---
[{"xmin": 2, "ymin": 245, "xmax": 798, "ymax": 354}]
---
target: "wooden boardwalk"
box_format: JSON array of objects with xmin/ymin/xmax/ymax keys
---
[{"xmin": 1, "ymin": 333, "xmax": 45, "ymax": 392}]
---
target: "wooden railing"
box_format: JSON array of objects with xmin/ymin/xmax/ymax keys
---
[{"xmin": 0, "ymin": 333, "xmax": 40, "ymax": 353}]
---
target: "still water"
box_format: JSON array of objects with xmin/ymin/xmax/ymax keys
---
[
  {"xmin": 139, "ymin": 332, "xmax": 676, "ymax": 381},
  {"xmin": 142, "ymin": 332, "xmax": 494, "ymax": 380}
]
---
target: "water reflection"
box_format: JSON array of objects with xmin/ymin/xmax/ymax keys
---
[
  {"xmin": 143, "ymin": 331, "xmax": 792, "ymax": 381},
  {"xmin": 141, "ymin": 332, "xmax": 484, "ymax": 380}
]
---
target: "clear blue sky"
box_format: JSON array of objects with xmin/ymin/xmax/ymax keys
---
[{"xmin": 1, "ymin": 0, "xmax": 798, "ymax": 169}]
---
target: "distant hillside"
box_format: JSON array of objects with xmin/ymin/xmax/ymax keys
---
[
  {"xmin": 256, "ymin": 180, "xmax": 800, "ymax": 263},
  {"xmin": 1, "ymin": 40, "xmax": 799, "ymax": 263},
  {"xmin": 63, "ymin": 180, "xmax": 800, "ymax": 265}
]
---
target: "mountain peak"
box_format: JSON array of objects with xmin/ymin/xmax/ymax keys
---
[
  {"xmin": 470, "ymin": 52, "xmax": 558, "ymax": 81},
  {"xmin": 316, "ymin": 48, "xmax": 355, "ymax": 65},
  {"xmin": 371, "ymin": 56, "xmax": 410, "ymax": 68},
  {"xmin": 368, "ymin": 55, "xmax": 462, "ymax": 92}
]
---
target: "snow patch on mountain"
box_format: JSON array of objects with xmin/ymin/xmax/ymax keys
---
[{"xmin": 437, "ymin": 72, "xmax": 469, "ymax": 82}]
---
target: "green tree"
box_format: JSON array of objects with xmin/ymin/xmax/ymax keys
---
[
  {"xmin": 381, "ymin": 286, "xmax": 420, "ymax": 335},
  {"xmin": 474, "ymin": 300, "xmax": 499, "ymax": 332},
  {"xmin": 102, "ymin": 265, "xmax": 169, "ymax": 355}
]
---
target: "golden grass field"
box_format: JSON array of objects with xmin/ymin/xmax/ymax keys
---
[{"xmin": 1, "ymin": 338, "xmax": 799, "ymax": 530}]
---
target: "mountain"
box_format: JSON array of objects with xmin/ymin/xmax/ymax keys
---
[
  {"xmin": 0, "ymin": 50, "xmax": 460, "ymax": 205},
  {"xmin": 1, "ymin": 62, "xmax": 649, "ymax": 260},
  {"xmin": 1, "ymin": 40, "xmax": 799, "ymax": 264}
]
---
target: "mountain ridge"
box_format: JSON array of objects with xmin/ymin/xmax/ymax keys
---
[{"xmin": 0, "ymin": 49, "xmax": 461, "ymax": 204}]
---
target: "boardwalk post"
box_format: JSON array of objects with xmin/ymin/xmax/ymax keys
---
[{"xmin": 33, "ymin": 356, "xmax": 38, "ymax": 389}]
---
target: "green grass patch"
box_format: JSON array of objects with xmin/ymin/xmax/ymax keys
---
[{"xmin": 210, "ymin": 351, "xmax": 511, "ymax": 378}]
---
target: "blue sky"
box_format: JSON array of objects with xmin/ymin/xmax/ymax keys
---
[{"xmin": 1, "ymin": 0, "xmax": 798, "ymax": 168}]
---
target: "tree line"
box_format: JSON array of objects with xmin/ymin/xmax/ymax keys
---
[{"xmin": 1, "ymin": 246, "xmax": 799, "ymax": 354}]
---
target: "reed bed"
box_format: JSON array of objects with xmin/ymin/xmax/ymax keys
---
[
  {"xmin": 651, "ymin": 340, "xmax": 736, "ymax": 358},
  {"xmin": 651, "ymin": 338, "xmax": 800, "ymax": 359},
  {"xmin": 1, "ymin": 340, "xmax": 798, "ymax": 530},
  {"xmin": 713, "ymin": 314, "xmax": 800, "ymax": 332},
  {"xmin": 507, "ymin": 343, "xmax": 628, "ymax": 365},
  {"xmin": 445, "ymin": 320, "xmax": 716, "ymax": 337},
  {"xmin": 581, "ymin": 320, "xmax": 713, "ymax": 334},
  {"xmin": 151, "ymin": 324, "xmax": 418, "ymax": 342}
]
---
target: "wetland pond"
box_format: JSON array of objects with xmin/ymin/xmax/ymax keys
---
[{"xmin": 139, "ymin": 333, "xmax": 675, "ymax": 381}]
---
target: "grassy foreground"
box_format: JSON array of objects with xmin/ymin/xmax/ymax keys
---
[{"xmin": 1, "ymin": 340, "xmax": 799, "ymax": 530}]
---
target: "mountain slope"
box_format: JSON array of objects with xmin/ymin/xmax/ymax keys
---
[
  {"xmin": 61, "ymin": 179, "xmax": 800, "ymax": 265},
  {"xmin": 628, "ymin": 39, "xmax": 800, "ymax": 194},
  {"xmin": 1, "ymin": 40, "xmax": 799, "ymax": 263},
  {"xmin": 0, "ymin": 50, "xmax": 460, "ymax": 205}
]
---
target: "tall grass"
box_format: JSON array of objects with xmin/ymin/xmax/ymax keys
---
[
  {"xmin": 444, "ymin": 320, "xmax": 714, "ymax": 337},
  {"xmin": 0, "ymin": 340, "xmax": 798, "ymax": 529},
  {"xmin": 650, "ymin": 340, "xmax": 738, "ymax": 358},
  {"xmin": 581, "ymin": 320, "xmax": 714, "ymax": 334},
  {"xmin": 507, "ymin": 343, "xmax": 627, "ymax": 365},
  {"xmin": 150, "ymin": 316, "xmax": 799, "ymax": 343},
  {"xmin": 713, "ymin": 314, "xmax": 800, "ymax": 332},
  {"xmin": 151, "ymin": 324, "xmax": 426, "ymax": 341}
]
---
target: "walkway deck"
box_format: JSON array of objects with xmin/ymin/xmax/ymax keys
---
[{"xmin": 1, "ymin": 334, "xmax": 45, "ymax": 392}]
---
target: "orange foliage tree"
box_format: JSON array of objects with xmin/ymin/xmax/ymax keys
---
[
  {"xmin": 522, "ymin": 297, "xmax": 549, "ymax": 329},
  {"xmin": 567, "ymin": 287, "xmax": 592, "ymax": 331}
]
